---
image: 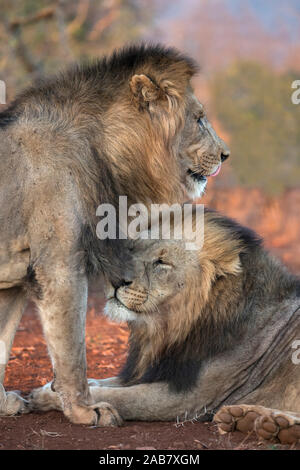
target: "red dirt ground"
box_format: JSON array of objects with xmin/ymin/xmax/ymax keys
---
[{"xmin": 1, "ymin": 292, "xmax": 299, "ymax": 451}]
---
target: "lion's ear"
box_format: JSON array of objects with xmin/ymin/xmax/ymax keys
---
[{"xmin": 130, "ymin": 74, "xmax": 162, "ymax": 107}]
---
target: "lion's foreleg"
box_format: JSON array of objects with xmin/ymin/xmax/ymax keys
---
[
  {"xmin": 30, "ymin": 379, "xmax": 204, "ymax": 423},
  {"xmin": 29, "ymin": 377, "xmax": 123, "ymax": 413},
  {"xmin": 88, "ymin": 382, "xmax": 203, "ymax": 422},
  {"xmin": 32, "ymin": 270, "xmax": 120, "ymax": 426},
  {"xmin": 34, "ymin": 271, "xmax": 96, "ymax": 423},
  {"xmin": 0, "ymin": 287, "xmax": 29, "ymax": 415}
]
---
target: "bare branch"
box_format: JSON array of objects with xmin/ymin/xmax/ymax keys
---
[
  {"xmin": 67, "ymin": 0, "xmax": 90, "ymax": 35},
  {"xmin": 9, "ymin": 6, "xmax": 56, "ymax": 30},
  {"xmin": 88, "ymin": 1, "xmax": 121, "ymax": 41}
]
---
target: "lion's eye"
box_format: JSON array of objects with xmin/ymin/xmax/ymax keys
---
[
  {"xmin": 153, "ymin": 259, "xmax": 172, "ymax": 270},
  {"xmin": 153, "ymin": 258, "xmax": 164, "ymax": 267}
]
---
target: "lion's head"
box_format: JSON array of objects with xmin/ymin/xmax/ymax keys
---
[
  {"xmin": 100, "ymin": 44, "xmax": 230, "ymax": 203},
  {"xmin": 178, "ymin": 92, "xmax": 230, "ymax": 198},
  {"xmin": 104, "ymin": 209, "xmax": 246, "ymax": 325},
  {"xmin": 104, "ymin": 237, "xmax": 192, "ymax": 322}
]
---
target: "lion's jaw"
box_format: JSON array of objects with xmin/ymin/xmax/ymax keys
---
[
  {"xmin": 104, "ymin": 298, "xmax": 140, "ymax": 323},
  {"xmin": 104, "ymin": 283, "xmax": 165, "ymax": 324},
  {"xmin": 103, "ymin": 278, "xmax": 156, "ymax": 323},
  {"xmin": 185, "ymin": 171, "xmax": 208, "ymax": 199}
]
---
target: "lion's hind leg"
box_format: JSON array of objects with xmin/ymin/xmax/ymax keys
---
[{"xmin": 214, "ymin": 404, "xmax": 300, "ymax": 444}]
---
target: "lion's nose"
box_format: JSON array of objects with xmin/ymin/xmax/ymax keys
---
[
  {"xmin": 114, "ymin": 279, "xmax": 132, "ymax": 299},
  {"xmin": 221, "ymin": 150, "xmax": 230, "ymax": 162},
  {"xmin": 116, "ymin": 279, "xmax": 132, "ymax": 289}
]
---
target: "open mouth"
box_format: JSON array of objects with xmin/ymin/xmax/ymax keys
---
[
  {"xmin": 187, "ymin": 169, "xmax": 207, "ymax": 183},
  {"xmin": 187, "ymin": 164, "xmax": 221, "ymax": 181}
]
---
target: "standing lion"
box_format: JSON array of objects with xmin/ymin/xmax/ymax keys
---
[{"xmin": 0, "ymin": 44, "xmax": 229, "ymax": 425}]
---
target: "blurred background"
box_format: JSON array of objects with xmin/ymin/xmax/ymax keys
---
[{"xmin": 0, "ymin": 0, "xmax": 300, "ymax": 272}]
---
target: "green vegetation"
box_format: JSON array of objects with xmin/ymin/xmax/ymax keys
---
[{"xmin": 211, "ymin": 62, "xmax": 300, "ymax": 194}]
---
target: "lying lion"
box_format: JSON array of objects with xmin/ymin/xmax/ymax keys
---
[{"xmin": 30, "ymin": 208, "xmax": 300, "ymax": 443}]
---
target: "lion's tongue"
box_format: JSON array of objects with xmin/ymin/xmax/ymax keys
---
[{"xmin": 210, "ymin": 165, "xmax": 221, "ymax": 177}]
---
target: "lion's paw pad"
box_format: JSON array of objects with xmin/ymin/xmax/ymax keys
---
[{"xmin": 214, "ymin": 404, "xmax": 300, "ymax": 444}]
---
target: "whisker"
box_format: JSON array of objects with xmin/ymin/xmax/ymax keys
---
[{"xmin": 146, "ymin": 294, "xmax": 160, "ymax": 313}]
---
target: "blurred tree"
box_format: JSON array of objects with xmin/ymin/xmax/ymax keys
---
[
  {"xmin": 0, "ymin": 0, "xmax": 153, "ymax": 100},
  {"xmin": 210, "ymin": 61, "xmax": 300, "ymax": 195}
]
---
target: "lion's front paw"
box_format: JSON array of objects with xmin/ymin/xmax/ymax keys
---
[
  {"xmin": 65, "ymin": 402, "xmax": 123, "ymax": 427},
  {"xmin": 29, "ymin": 382, "xmax": 62, "ymax": 412},
  {"xmin": 214, "ymin": 404, "xmax": 300, "ymax": 444},
  {"xmin": 0, "ymin": 384, "xmax": 29, "ymax": 416}
]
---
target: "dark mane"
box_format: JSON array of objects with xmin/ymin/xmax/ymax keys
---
[
  {"xmin": 0, "ymin": 104, "xmax": 19, "ymax": 129},
  {"xmin": 203, "ymin": 207, "xmax": 263, "ymax": 253},
  {"xmin": 71, "ymin": 43, "xmax": 198, "ymax": 83},
  {"xmin": 0, "ymin": 43, "xmax": 198, "ymax": 128},
  {"xmin": 120, "ymin": 309, "xmax": 248, "ymax": 393}
]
